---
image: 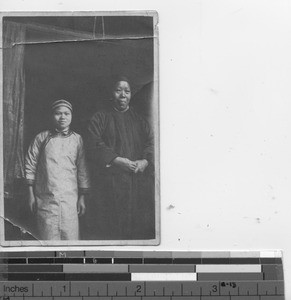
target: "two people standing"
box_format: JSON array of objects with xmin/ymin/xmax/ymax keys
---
[{"xmin": 25, "ymin": 77, "xmax": 155, "ymax": 241}]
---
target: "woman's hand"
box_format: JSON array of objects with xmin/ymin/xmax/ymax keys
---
[
  {"xmin": 77, "ymin": 195, "xmax": 86, "ymax": 217},
  {"xmin": 113, "ymin": 157, "xmax": 137, "ymax": 172},
  {"xmin": 134, "ymin": 159, "xmax": 149, "ymax": 173},
  {"xmin": 28, "ymin": 185, "xmax": 36, "ymax": 214}
]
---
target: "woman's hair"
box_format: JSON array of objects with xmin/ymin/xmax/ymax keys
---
[{"xmin": 111, "ymin": 75, "xmax": 131, "ymax": 89}]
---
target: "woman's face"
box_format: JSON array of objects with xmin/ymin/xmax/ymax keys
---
[
  {"xmin": 112, "ymin": 81, "xmax": 131, "ymax": 111},
  {"xmin": 52, "ymin": 106, "xmax": 72, "ymax": 131}
]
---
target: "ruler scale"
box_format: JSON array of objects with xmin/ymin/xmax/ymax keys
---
[{"xmin": 0, "ymin": 251, "xmax": 285, "ymax": 299}]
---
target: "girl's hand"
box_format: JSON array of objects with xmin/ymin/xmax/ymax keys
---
[{"xmin": 77, "ymin": 195, "xmax": 86, "ymax": 217}]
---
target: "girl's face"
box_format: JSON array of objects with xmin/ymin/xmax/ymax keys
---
[
  {"xmin": 52, "ymin": 106, "xmax": 72, "ymax": 131},
  {"xmin": 112, "ymin": 81, "xmax": 131, "ymax": 111}
]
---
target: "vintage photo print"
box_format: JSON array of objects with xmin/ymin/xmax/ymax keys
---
[{"xmin": 0, "ymin": 12, "xmax": 159, "ymax": 246}]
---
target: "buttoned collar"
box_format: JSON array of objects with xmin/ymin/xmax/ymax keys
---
[{"xmin": 53, "ymin": 128, "xmax": 71, "ymax": 136}]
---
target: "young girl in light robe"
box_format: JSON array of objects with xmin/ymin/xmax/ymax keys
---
[{"xmin": 25, "ymin": 100, "xmax": 90, "ymax": 240}]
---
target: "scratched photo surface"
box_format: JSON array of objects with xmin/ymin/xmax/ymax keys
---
[{"xmin": 1, "ymin": 13, "xmax": 159, "ymax": 246}]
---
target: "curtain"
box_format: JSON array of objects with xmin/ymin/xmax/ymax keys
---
[
  {"xmin": 2, "ymin": 19, "xmax": 97, "ymax": 199},
  {"xmin": 3, "ymin": 21, "xmax": 26, "ymax": 198}
]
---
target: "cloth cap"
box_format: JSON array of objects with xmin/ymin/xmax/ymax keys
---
[{"xmin": 51, "ymin": 99, "xmax": 73, "ymax": 112}]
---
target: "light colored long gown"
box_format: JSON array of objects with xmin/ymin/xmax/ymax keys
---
[{"xmin": 25, "ymin": 130, "xmax": 90, "ymax": 240}]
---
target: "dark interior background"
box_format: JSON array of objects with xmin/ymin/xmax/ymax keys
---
[{"xmin": 4, "ymin": 16, "xmax": 155, "ymax": 240}]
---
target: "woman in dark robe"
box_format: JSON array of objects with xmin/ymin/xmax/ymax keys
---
[{"xmin": 85, "ymin": 77, "xmax": 155, "ymax": 240}]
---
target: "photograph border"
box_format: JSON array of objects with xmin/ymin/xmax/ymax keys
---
[{"xmin": 0, "ymin": 10, "xmax": 160, "ymax": 247}]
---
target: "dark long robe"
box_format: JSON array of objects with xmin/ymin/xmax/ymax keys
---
[{"xmin": 84, "ymin": 106, "xmax": 155, "ymax": 240}]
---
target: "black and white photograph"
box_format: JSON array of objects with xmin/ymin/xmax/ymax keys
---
[
  {"xmin": 1, "ymin": 0, "xmax": 291, "ymax": 296},
  {"xmin": 0, "ymin": 12, "xmax": 160, "ymax": 246}
]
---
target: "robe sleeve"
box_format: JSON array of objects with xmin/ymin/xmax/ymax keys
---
[
  {"xmin": 141, "ymin": 117, "xmax": 154, "ymax": 164},
  {"xmin": 25, "ymin": 131, "xmax": 48, "ymax": 185},
  {"xmin": 86, "ymin": 112, "xmax": 119, "ymax": 167},
  {"xmin": 76, "ymin": 136, "xmax": 90, "ymax": 194}
]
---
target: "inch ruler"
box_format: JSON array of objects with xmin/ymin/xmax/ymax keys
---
[
  {"xmin": 0, "ymin": 251, "xmax": 285, "ymax": 300},
  {"xmin": 0, "ymin": 280, "xmax": 285, "ymax": 299}
]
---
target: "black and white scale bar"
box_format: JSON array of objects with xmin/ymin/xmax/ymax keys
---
[
  {"xmin": 0, "ymin": 256, "xmax": 283, "ymax": 265},
  {"xmin": 0, "ymin": 273, "xmax": 270, "ymax": 282}
]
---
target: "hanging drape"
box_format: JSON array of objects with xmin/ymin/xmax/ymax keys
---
[
  {"xmin": 3, "ymin": 21, "xmax": 26, "ymax": 198},
  {"xmin": 2, "ymin": 20, "xmax": 95, "ymax": 199}
]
